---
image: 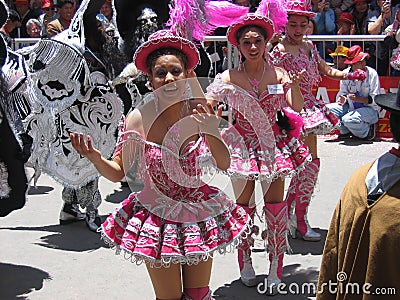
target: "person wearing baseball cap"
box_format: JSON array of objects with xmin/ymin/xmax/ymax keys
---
[
  {"xmin": 38, "ymin": 0, "xmax": 59, "ymax": 37},
  {"xmin": 317, "ymin": 84, "xmax": 400, "ymax": 300},
  {"xmin": 336, "ymin": 12, "xmax": 355, "ymax": 35},
  {"xmin": 11, "ymin": 0, "xmax": 40, "ymax": 38},
  {"xmin": 327, "ymin": 45, "xmax": 380, "ymax": 141}
]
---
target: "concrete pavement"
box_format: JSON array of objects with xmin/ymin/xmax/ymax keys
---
[{"xmin": 0, "ymin": 136, "xmax": 396, "ymax": 300}]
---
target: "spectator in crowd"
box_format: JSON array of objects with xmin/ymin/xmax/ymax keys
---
[
  {"xmin": 11, "ymin": 0, "xmax": 39, "ymax": 38},
  {"xmin": 311, "ymin": 0, "xmax": 336, "ymax": 59},
  {"xmin": 369, "ymin": 0, "xmax": 394, "ymax": 74},
  {"xmin": 0, "ymin": 9, "xmax": 21, "ymax": 46},
  {"xmin": 30, "ymin": 0, "xmax": 42, "ymax": 16},
  {"xmin": 317, "ymin": 85, "xmax": 400, "ymax": 300},
  {"xmin": 99, "ymin": 0, "xmax": 112, "ymax": 22},
  {"xmin": 38, "ymin": 0, "xmax": 59, "ymax": 37},
  {"xmin": 336, "ymin": 11, "xmax": 355, "ymax": 35},
  {"xmin": 26, "ymin": 18, "xmax": 41, "ymax": 38},
  {"xmin": 46, "ymin": 0, "xmax": 74, "ymax": 38},
  {"xmin": 351, "ymin": 0, "xmax": 384, "ymax": 69},
  {"xmin": 335, "ymin": 12, "xmax": 356, "ymax": 49},
  {"xmin": 330, "ymin": 0, "xmax": 354, "ymax": 19},
  {"xmin": 311, "ymin": 0, "xmax": 336, "ymax": 34},
  {"xmin": 387, "ymin": 8, "xmax": 400, "ymax": 75},
  {"xmin": 327, "ymin": 45, "xmax": 380, "ymax": 140},
  {"xmin": 329, "ymin": 45, "xmax": 349, "ymax": 70}
]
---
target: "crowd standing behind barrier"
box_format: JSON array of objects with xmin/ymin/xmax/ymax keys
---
[{"xmin": 10, "ymin": 34, "xmax": 399, "ymax": 140}]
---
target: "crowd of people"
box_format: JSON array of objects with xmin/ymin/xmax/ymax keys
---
[{"xmin": 1, "ymin": 0, "xmax": 399, "ymax": 299}]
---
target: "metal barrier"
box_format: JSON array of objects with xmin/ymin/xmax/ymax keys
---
[
  {"xmin": 13, "ymin": 35, "xmax": 388, "ymax": 70},
  {"xmin": 11, "ymin": 38, "xmax": 40, "ymax": 50},
  {"xmin": 204, "ymin": 34, "xmax": 389, "ymax": 72}
]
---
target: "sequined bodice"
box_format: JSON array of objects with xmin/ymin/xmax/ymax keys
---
[
  {"xmin": 271, "ymin": 46, "xmax": 321, "ymax": 98},
  {"xmin": 234, "ymin": 90, "xmax": 287, "ymax": 125}
]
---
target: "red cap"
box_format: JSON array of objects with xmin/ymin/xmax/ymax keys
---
[
  {"xmin": 42, "ymin": 0, "xmax": 55, "ymax": 9},
  {"xmin": 336, "ymin": 12, "xmax": 354, "ymax": 24},
  {"xmin": 13, "ymin": 0, "xmax": 29, "ymax": 5},
  {"xmin": 344, "ymin": 45, "xmax": 370, "ymax": 64}
]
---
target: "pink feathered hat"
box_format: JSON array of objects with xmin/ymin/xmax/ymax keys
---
[
  {"xmin": 227, "ymin": 13, "xmax": 275, "ymax": 47},
  {"xmin": 286, "ymin": 0, "xmax": 316, "ymax": 18},
  {"xmin": 133, "ymin": 29, "xmax": 200, "ymax": 75}
]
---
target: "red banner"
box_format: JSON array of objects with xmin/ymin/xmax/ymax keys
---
[{"xmin": 313, "ymin": 76, "xmax": 400, "ymax": 139}]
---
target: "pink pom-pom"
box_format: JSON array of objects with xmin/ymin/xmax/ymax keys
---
[
  {"xmin": 283, "ymin": 107, "xmax": 303, "ymax": 139},
  {"xmin": 347, "ymin": 69, "xmax": 367, "ymax": 82}
]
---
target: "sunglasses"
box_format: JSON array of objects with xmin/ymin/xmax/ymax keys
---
[{"xmin": 44, "ymin": 7, "xmax": 56, "ymax": 11}]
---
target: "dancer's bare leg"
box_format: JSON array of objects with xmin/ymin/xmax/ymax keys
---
[
  {"xmin": 146, "ymin": 263, "xmax": 182, "ymax": 300},
  {"xmin": 302, "ymin": 133, "xmax": 318, "ymax": 159},
  {"xmin": 261, "ymin": 179, "xmax": 284, "ymax": 204},
  {"xmin": 232, "ymin": 179, "xmax": 255, "ymax": 206},
  {"xmin": 182, "ymin": 259, "xmax": 213, "ymax": 288}
]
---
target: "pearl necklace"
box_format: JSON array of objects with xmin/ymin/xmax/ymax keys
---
[{"xmin": 243, "ymin": 61, "xmax": 266, "ymax": 94}]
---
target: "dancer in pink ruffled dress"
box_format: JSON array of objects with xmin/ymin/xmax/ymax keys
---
[
  {"xmin": 70, "ymin": 29, "xmax": 251, "ymax": 300},
  {"xmin": 271, "ymin": 0, "xmax": 367, "ymax": 242},
  {"xmin": 207, "ymin": 10, "xmax": 311, "ymax": 293}
]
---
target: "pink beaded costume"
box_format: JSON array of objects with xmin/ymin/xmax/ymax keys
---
[
  {"xmin": 207, "ymin": 74, "xmax": 312, "ymax": 181},
  {"xmin": 271, "ymin": 44, "xmax": 339, "ymax": 135},
  {"xmin": 101, "ymin": 120, "xmax": 251, "ymax": 267}
]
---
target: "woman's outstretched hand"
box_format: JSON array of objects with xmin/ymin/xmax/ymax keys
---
[
  {"xmin": 288, "ymin": 69, "xmax": 306, "ymax": 87},
  {"xmin": 191, "ymin": 102, "xmax": 223, "ymax": 134},
  {"xmin": 70, "ymin": 132, "xmax": 102, "ymax": 163}
]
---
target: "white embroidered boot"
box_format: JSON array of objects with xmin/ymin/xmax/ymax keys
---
[
  {"xmin": 284, "ymin": 175, "xmax": 298, "ymax": 239},
  {"xmin": 294, "ymin": 158, "xmax": 321, "ymax": 241},
  {"xmin": 237, "ymin": 204, "xmax": 258, "ymax": 287},
  {"xmin": 264, "ymin": 202, "xmax": 288, "ymax": 295}
]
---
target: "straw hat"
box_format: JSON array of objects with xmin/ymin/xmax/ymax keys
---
[
  {"xmin": 329, "ymin": 45, "xmax": 349, "ymax": 58},
  {"xmin": 133, "ymin": 29, "xmax": 199, "ymax": 75}
]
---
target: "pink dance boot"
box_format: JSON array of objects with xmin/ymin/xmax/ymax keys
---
[
  {"xmin": 292, "ymin": 158, "xmax": 321, "ymax": 241},
  {"xmin": 237, "ymin": 204, "xmax": 258, "ymax": 287},
  {"xmin": 264, "ymin": 202, "xmax": 288, "ymax": 295}
]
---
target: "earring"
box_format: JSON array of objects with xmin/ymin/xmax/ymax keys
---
[{"xmin": 145, "ymin": 80, "xmax": 152, "ymax": 91}]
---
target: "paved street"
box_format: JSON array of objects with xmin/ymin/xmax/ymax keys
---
[{"xmin": 0, "ymin": 136, "xmax": 397, "ymax": 300}]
